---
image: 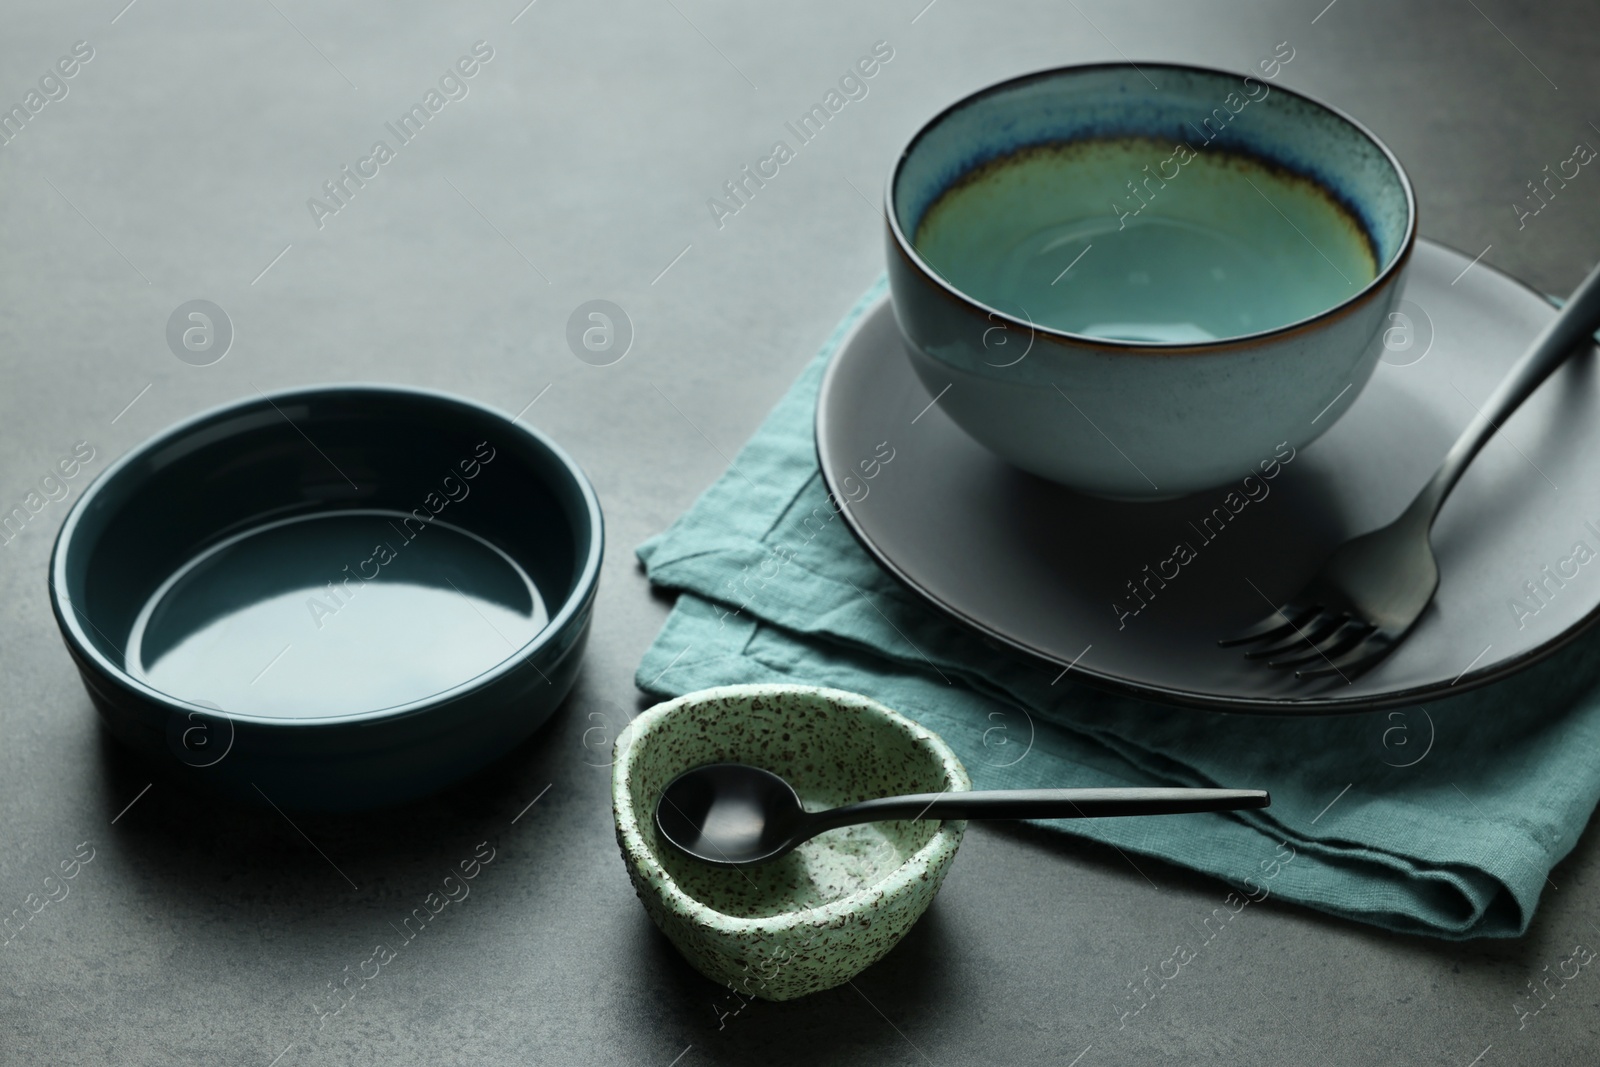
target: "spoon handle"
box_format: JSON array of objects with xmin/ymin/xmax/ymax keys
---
[{"xmin": 810, "ymin": 787, "xmax": 1269, "ymax": 831}]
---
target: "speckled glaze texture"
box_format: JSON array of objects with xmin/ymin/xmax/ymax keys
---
[{"xmin": 612, "ymin": 684, "xmax": 970, "ymax": 1001}]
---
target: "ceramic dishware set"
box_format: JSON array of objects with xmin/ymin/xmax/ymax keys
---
[{"xmin": 47, "ymin": 61, "xmax": 1600, "ymax": 999}]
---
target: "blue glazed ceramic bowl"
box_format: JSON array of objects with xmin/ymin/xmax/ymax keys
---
[
  {"xmin": 886, "ymin": 62, "xmax": 1416, "ymax": 499},
  {"xmin": 50, "ymin": 385, "xmax": 602, "ymax": 810}
]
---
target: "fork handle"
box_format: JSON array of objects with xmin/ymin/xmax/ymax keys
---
[{"xmin": 1406, "ymin": 256, "xmax": 1600, "ymax": 528}]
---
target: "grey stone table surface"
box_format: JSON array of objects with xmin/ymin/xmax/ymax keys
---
[{"xmin": 3, "ymin": 1, "xmax": 1599, "ymax": 1064}]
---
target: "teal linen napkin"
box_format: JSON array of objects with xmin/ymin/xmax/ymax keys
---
[{"xmin": 634, "ymin": 277, "xmax": 1600, "ymax": 939}]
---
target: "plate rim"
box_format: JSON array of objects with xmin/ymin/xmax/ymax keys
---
[{"xmin": 815, "ymin": 237, "xmax": 1600, "ymax": 715}]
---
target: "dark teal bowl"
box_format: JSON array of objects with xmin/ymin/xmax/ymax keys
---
[{"xmin": 49, "ymin": 385, "xmax": 602, "ymax": 810}]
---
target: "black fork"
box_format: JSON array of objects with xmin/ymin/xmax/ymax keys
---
[{"xmin": 1224, "ymin": 257, "xmax": 1600, "ymax": 680}]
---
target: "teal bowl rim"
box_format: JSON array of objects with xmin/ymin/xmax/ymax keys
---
[
  {"xmin": 612, "ymin": 683, "xmax": 971, "ymax": 933},
  {"xmin": 884, "ymin": 60, "xmax": 1419, "ymax": 355},
  {"xmin": 48, "ymin": 382, "xmax": 604, "ymax": 729}
]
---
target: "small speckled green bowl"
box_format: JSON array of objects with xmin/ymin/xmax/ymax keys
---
[{"xmin": 613, "ymin": 684, "xmax": 970, "ymax": 1001}]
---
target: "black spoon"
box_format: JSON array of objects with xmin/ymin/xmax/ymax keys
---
[{"xmin": 655, "ymin": 762, "xmax": 1271, "ymax": 868}]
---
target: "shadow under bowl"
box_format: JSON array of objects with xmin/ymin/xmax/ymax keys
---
[
  {"xmin": 50, "ymin": 384, "xmax": 602, "ymax": 811},
  {"xmin": 612, "ymin": 684, "xmax": 970, "ymax": 1001}
]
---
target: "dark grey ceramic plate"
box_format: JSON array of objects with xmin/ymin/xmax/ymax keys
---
[{"xmin": 817, "ymin": 239, "xmax": 1600, "ymax": 713}]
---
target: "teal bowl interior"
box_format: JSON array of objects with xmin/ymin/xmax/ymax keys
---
[
  {"xmin": 50, "ymin": 384, "xmax": 602, "ymax": 810},
  {"xmin": 890, "ymin": 62, "xmax": 1414, "ymax": 345}
]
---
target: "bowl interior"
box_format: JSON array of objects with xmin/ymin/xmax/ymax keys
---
[
  {"xmin": 891, "ymin": 64, "xmax": 1413, "ymax": 343},
  {"xmin": 620, "ymin": 688, "xmax": 963, "ymax": 920},
  {"xmin": 57, "ymin": 386, "xmax": 596, "ymax": 721}
]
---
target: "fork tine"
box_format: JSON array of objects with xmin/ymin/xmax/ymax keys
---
[
  {"xmin": 1295, "ymin": 633, "xmax": 1397, "ymax": 680},
  {"xmin": 1242, "ymin": 610, "xmax": 1344, "ymax": 659},
  {"xmin": 1217, "ymin": 602, "xmax": 1319, "ymax": 648},
  {"xmin": 1265, "ymin": 620, "xmax": 1375, "ymax": 670}
]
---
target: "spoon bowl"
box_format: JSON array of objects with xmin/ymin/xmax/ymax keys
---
[{"xmin": 655, "ymin": 763, "xmax": 810, "ymax": 867}]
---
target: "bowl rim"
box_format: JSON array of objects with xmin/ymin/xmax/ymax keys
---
[
  {"xmin": 612, "ymin": 683, "xmax": 970, "ymax": 933},
  {"xmin": 884, "ymin": 60, "xmax": 1419, "ymax": 356},
  {"xmin": 47, "ymin": 382, "xmax": 604, "ymax": 729}
]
